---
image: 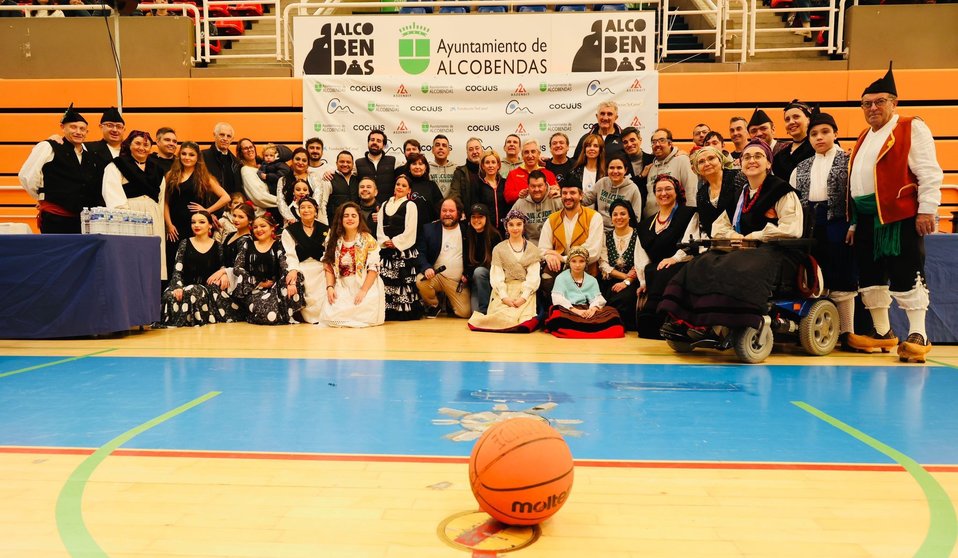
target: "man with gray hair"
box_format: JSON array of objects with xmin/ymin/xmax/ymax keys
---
[
  {"xmin": 572, "ymin": 100, "xmax": 625, "ymax": 162},
  {"xmin": 449, "ymin": 137, "xmax": 484, "ymax": 210},
  {"xmin": 505, "ymin": 139, "xmax": 557, "ymax": 205},
  {"xmin": 202, "ymin": 122, "xmax": 242, "ymax": 194}
]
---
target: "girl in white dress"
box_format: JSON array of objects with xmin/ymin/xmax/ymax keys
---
[{"xmin": 319, "ymin": 202, "xmax": 385, "ymax": 327}]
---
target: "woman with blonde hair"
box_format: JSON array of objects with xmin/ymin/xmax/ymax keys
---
[
  {"xmin": 691, "ymin": 145, "xmax": 742, "ymax": 237},
  {"xmin": 475, "ymin": 150, "xmax": 509, "ymax": 235}
]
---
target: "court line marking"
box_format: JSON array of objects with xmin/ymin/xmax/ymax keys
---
[
  {"xmin": 8, "ymin": 446, "xmax": 957, "ymax": 472},
  {"xmin": 793, "ymin": 401, "xmax": 958, "ymax": 558},
  {"xmin": 927, "ymin": 358, "xmax": 958, "ymax": 369},
  {"xmin": 55, "ymin": 391, "xmax": 221, "ymax": 558},
  {"xmin": 0, "ymin": 349, "xmax": 116, "ymax": 379}
]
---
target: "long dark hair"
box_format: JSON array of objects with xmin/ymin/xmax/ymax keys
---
[
  {"xmin": 165, "ymin": 140, "xmax": 218, "ymax": 205},
  {"xmin": 322, "ymin": 202, "xmax": 372, "ymax": 265},
  {"xmin": 573, "ymin": 133, "xmax": 607, "ymax": 179},
  {"xmin": 284, "ymin": 177, "xmax": 313, "ymax": 206},
  {"xmin": 190, "ymin": 210, "xmax": 214, "ymax": 238},
  {"xmin": 466, "ymin": 214, "xmax": 499, "ymax": 268},
  {"xmin": 608, "ymin": 198, "xmax": 639, "ymax": 229}
]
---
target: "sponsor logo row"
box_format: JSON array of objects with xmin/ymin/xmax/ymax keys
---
[
  {"xmin": 314, "ymin": 79, "xmax": 645, "ymax": 97},
  {"xmin": 313, "ymin": 116, "xmax": 644, "ymax": 135}
]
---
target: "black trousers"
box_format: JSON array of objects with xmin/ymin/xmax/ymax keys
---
[
  {"xmin": 39, "ymin": 211, "xmax": 80, "ymax": 234},
  {"xmin": 854, "ymin": 215, "xmax": 925, "ymax": 292}
]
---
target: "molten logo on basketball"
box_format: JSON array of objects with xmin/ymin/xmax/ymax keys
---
[{"xmin": 511, "ymin": 491, "xmax": 568, "ymax": 514}]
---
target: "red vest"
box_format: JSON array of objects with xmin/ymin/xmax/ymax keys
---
[{"xmin": 849, "ymin": 116, "xmax": 919, "ymax": 225}]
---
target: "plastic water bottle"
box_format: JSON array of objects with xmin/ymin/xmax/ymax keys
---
[
  {"xmin": 80, "ymin": 207, "xmax": 90, "ymax": 234},
  {"xmin": 89, "ymin": 208, "xmax": 100, "ymax": 233}
]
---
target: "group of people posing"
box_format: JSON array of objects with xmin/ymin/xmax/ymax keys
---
[{"xmin": 18, "ymin": 63, "xmax": 944, "ymax": 359}]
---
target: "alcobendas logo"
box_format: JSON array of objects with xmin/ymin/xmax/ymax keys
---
[{"xmin": 399, "ymin": 23, "xmax": 430, "ymax": 75}]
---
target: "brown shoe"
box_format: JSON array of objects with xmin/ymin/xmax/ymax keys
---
[
  {"xmin": 847, "ymin": 329, "xmax": 898, "ymax": 353},
  {"xmin": 898, "ymin": 333, "xmax": 932, "ymax": 363}
]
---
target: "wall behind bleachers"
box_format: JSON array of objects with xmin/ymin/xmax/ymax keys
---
[{"xmin": 2, "ymin": 70, "xmax": 956, "ymax": 231}]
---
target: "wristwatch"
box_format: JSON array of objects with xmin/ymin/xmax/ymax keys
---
[{"xmin": 622, "ymin": 279, "xmax": 631, "ymax": 286}]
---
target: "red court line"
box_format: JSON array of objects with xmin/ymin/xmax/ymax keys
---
[{"xmin": 3, "ymin": 446, "xmax": 957, "ymax": 472}]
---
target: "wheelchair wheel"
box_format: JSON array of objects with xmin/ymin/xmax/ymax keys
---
[
  {"xmin": 667, "ymin": 339, "xmax": 694, "ymax": 353},
  {"xmin": 799, "ymin": 299, "xmax": 839, "ymax": 356},
  {"xmin": 734, "ymin": 324, "xmax": 773, "ymax": 363}
]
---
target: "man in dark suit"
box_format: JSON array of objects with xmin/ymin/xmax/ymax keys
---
[
  {"xmin": 202, "ymin": 122, "xmax": 242, "ymax": 195},
  {"xmin": 354, "ymin": 130, "xmax": 396, "ymax": 205},
  {"xmin": 415, "ymin": 198, "xmax": 470, "ymax": 318},
  {"xmin": 86, "ymin": 107, "xmax": 125, "ymax": 184}
]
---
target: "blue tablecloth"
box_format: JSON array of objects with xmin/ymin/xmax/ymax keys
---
[
  {"xmin": 0, "ymin": 234, "xmax": 160, "ymax": 339},
  {"xmin": 889, "ymin": 233, "xmax": 958, "ymax": 344}
]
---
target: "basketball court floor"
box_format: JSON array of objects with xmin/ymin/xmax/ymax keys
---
[{"xmin": 2, "ymin": 320, "xmax": 957, "ymax": 557}]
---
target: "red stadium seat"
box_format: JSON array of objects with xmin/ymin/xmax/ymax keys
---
[
  {"xmin": 231, "ymin": 3, "xmax": 264, "ymax": 16},
  {"xmin": 214, "ymin": 19, "xmax": 245, "ymax": 35},
  {"xmin": 770, "ymin": 0, "xmax": 792, "ymax": 7},
  {"xmin": 206, "ymin": 3, "xmax": 231, "ymax": 17}
]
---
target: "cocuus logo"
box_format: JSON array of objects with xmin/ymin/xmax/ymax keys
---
[{"xmin": 399, "ymin": 23, "xmax": 430, "ymax": 75}]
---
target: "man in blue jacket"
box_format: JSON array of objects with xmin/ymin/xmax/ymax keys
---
[{"xmin": 415, "ymin": 198, "xmax": 471, "ymax": 318}]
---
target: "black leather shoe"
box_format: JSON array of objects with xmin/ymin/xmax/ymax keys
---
[{"xmin": 660, "ymin": 321, "xmax": 688, "ymax": 338}]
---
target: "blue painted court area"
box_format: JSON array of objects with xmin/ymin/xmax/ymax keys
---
[{"xmin": 1, "ymin": 356, "xmax": 956, "ymax": 464}]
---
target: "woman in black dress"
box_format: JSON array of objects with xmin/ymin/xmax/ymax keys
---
[
  {"xmin": 636, "ymin": 175, "xmax": 700, "ymax": 339},
  {"xmin": 771, "ymin": 99, "xmax": 816, "ymax": 180},
  {"xmin": 233, "ymin": 213, "xmax": 306, "ymax": 325},
  {"xmin": 659, "ymin": 139, "xmax": 804, "ymax": 341},
  {"xmin": 159, "ymin": 211, "xmax": 234, "ymax": 327},
  {"xmin": 405, "ymin": 153, "xmax": 444, "ymax": 227},
  {"xmin": 163, "ymin": 141, "xmax": 230, "ymax": 280},
  {"xmin": 377, "ymin": 175, "xmax": 422, "ymax": 321},
  {"xmin": 598, "ymin": 199, "xmax": 642, "ymax": 331},
  {"xmin": 208, "ymin": 202, "xmax": 253, "ymax": 303}
]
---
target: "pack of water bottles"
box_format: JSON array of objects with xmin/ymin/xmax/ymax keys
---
[{"xmin": 81, "ymin": 207, "xmax": 155, "ymax": 236}]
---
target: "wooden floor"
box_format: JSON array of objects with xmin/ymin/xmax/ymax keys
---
[{"xmin": 2, "ymin": 320, "xmax": 957, "ymax": 558}]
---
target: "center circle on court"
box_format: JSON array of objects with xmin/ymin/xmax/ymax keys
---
[{"xmin": 437, "ymin": 510, "xmax": 540, "ymax": 553}]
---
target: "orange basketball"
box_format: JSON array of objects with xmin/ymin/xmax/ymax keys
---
[{"xmin": 469, "ymin": 417, "xmax": 574, "ymax": 526}]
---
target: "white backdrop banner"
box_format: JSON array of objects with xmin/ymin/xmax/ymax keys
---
[
  {"xmin": 294, "ymin": 13, "xmax": 655, "ymax": 77},
  {"xmin": 295, "ymin": 13, "xmax": 657, "ymax": 157},
  {"xmin": 303, "ymin": 72, "xmax": 658, "ymax": 158}
]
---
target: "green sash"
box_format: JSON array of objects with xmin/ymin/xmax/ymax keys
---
[{"xmin": 852, "ymin": 194, "xmax": 901, "ymax": 260}]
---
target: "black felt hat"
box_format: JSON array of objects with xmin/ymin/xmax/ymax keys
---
[
  {"xmin": 100, "ymin": 106, "xmax": 125, "ymax": 124},
  {"xmin": 60, "ymin": 103, "xmax": 87, "ymax": 125},
  {"xmin": 747, "ymin": 108, "xmax": 772, "ymax": 129},
  {"xmin": 808, "ymin": 111, "xmax": 838, "ymax": 134},
  {"xmin": 862, "ymin": 61, "xmax": 897, "ymax": 97}
]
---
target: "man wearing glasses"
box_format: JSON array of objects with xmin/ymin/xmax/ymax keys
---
[
  {"xmin": 86, "ymin": 107, "xmax": 125, "ymax": 170},
  {"xmin": 643, "ymin": 128, "xmax": 696, "ymax": 217},
  {"xmin": 846, "ymin": 62, "xmax": 943, "ymax": 363}
]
